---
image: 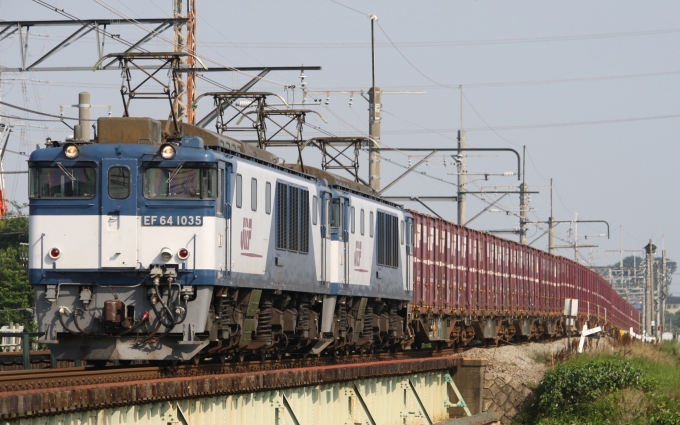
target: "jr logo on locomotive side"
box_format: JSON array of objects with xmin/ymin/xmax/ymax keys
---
[{"xmin": 240, "ymin": 217, "xmax": 252, "ymax": 250}]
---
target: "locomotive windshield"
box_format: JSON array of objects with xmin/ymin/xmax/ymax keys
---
[
  {"xmin": 143, "ymin": 167, "xmax": 217, "ymax": 199},
  {"xmin": 29, "ymin": 166, "xmax": 96, "ymax": 199}
]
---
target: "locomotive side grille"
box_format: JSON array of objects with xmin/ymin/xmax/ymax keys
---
[
  {"xmin": 377, "ymin": 212, "xmax": 385, "ymax": 266},
  {"xmin": 276, "ymin": 182, "xmax": 288, "ymax": 250},
  {"xmin": 393, "ymin": 217, "xmax": 398, "ymax": 266},
  {"xmin": 300, "ymin": 189, "xmax": 310, "ymax": 253},
  {"xmin": 275, "ymin": 182, "xmax": 310, "ymax": 255},
  {"xmin": 377, "ymin": 211, "xmax": 399, "ymax": 268},
  {"xmin": 290, "ymin": 187, "xmax": 299, "ymax": 252},
  {"xmin": 387, "ymin": 215, "xmax": 390, "ymax": 265}
]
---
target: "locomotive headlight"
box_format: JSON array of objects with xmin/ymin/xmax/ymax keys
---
[
  {"xmin": 160, "ymin": 247, "xmax": 173, "ymax": 261},
  {"xmin": 49, "ymin": 247, "xmax": 61, "ymax": 259},
  {"xmin": 63, "ymin": 143, "xmax": 79, "ymax": 159},
  {"xmin": 160, "ymin": 144, "xmax": 176, "ymax": 160},
  {"xmin": 178, "ymin": 248, "xmax": 189, "ymax": 260}
]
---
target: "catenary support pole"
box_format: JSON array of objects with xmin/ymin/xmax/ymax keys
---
[
  {"xmin": 368, "ymin": 14, "xmax": 380, "ymax": 192},
  {"xmin": 662, "ymin": 249, "xmax": 667, "ymax": 335},
  {"xmin": 645, "ymin": 239, "xmax": 655, "ymax": 336},
  {"xmin": 548, "ymin": 178, "xmax": 555, "ymax": 254},
  {"xmin": 519, "ymin": 146, "xmax": 528, "ymax": 244},
  {"xmin": 79, "ymin": 92, "xmax": 90, "ymax": 141},
  {"xmin": 457, "ymin": 86, "xmax": 466, "ymax": 225}
]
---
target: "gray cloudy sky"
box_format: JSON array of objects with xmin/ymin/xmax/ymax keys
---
[{"xmin": 1, "ymin": 1, "xmax": 679, "ymax": 293}]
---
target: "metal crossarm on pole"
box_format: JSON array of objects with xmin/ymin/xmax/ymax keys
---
[
  {"xmin": 0, "ymin": 19, "xmax": 188, "ymax": 72},
  {"xmin": 377, "ymin": 147, "xmax": 522, "ymax": 180},
  {"xmin": 377, "ymin": 150, "xmax": 438, "ymax": 195}
]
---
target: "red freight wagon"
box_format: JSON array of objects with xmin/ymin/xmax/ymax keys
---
[{"xmin": 408, "ymin": 209, "xmax": 639, "ymax": 346}]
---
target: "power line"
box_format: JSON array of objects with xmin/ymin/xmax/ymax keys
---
[
  {"xmin": 0, "ymin": 100, "xmax": 83, "ymax": 121},
  {"xmin": 88, "ymin": 0, "xmax": 292, "ymax": 88},
  {"xmin": 313, "ymin": 112, "xmax": 680, "ymax": 135},
  {"xmin": 196, "ymin": 30, "xmax": 680, "ymax": 49}
]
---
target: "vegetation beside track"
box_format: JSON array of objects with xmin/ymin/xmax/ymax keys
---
[
  {"xmin": 515, "ymin": 339, "xmax": 680, "ymax": 425},
  {"xmin": 0, "ymin": 203, "xmax": 34, "ymax": 330}
]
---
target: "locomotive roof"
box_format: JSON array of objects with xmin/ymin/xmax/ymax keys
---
[
  {"xmin": 97, "ymin": 117, "xmax": 281, "ymax": 164},
  {"xmin": 282, "ymin": 163, "xmax": 374, "ymax": 197},
  {"xmin": 96, "ymin": 116, "xmax": 381, "ymax": 200}
]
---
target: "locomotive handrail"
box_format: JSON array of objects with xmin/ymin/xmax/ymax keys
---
[
  {"xmin": 144, "ymin": 203, "xmax": 209, "ymax": 208},
  {"xmin": 192, "ymin": 234, "xmax": 197, "ymax": 279},
  {"xmin": 40, "ymin": 233, "xmax": 45, "ymax": 278},
  {"xmin": 31, "ymin": 203, "xmax": 95, "ymax": 208}
]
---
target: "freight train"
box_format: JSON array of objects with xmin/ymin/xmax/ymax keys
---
[{"xmin": 28, "ymin": 116, "xmax": 639, "ymax": 362}]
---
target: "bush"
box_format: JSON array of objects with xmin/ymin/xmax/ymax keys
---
[
  {"xmin": 659, "ymin": 341, "xmax": 680, "ymax": 363},
  {"xmin": 0, "ymin": 206, "xmax": 34, "ymax": 330},
  {"xmin": 535, "ymin": 358, "xmax": 655, "ymax": 417}
]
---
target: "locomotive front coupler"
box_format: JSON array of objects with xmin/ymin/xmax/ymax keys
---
[{"xmin": 146, "ymin": 264, "xmax": 191, "ymax": 327}]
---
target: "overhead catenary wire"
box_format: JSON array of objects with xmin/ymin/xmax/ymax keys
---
[
  {"xmin": 0, "ymin": 100, "xmax": 88, "ymax": 121},
  {"xmin": 87, "ymin": 0, "xmax": 292, "ymax": 88},
  {"xmin": 28, "ymin": 0, "xmax": 289, "ymax": 90}
]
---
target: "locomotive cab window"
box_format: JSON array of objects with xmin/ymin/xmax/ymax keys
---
[
  {"xmin": 108, "ymin": 166, "xmax": 130, "ymax": 200},
  {"xmin": 330, "ymin": 198, "xmax": 341, "ymax": 228},
  {"xmin": 29, "ymin": 166, "xmax": 96, "ymax": 199},
  {"xmin": 216, "ymin": 169, "xmax": 223, "ymax": 215},
  {"xmin": 143, "ymin": 167, "xmax": 217, "ymax": 200}
]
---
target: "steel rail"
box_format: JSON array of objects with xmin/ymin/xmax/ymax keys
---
[{"xmin": 0, "ymin": 334, "xmax": 572, "ymax": 394}]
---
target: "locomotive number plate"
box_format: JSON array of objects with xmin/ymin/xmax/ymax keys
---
[{"xmin": 142, "ymin": 215, "xmax": 203, "ymax": 226}]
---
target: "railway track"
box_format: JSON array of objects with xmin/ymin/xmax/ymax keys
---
[
  {"xmin": 0, "ymin": 347, "xmax": 459, "ymax": 393},
  {"xmin": 0, "ymin": 335, "xmax": 567, "ymax": 394}
]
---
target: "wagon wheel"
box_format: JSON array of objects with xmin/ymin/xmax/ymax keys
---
[
  {"xmin": 504, "ymin": 324, "xmax": 516, "ymax": 341},
  {"xmin": 460, "ymin": 325, "xmax": 475, "ymax": 346}
]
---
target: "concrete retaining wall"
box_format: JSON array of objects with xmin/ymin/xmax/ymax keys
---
[{"xmin": 482, "ymin": 371, "xmax": 535, "ymax": 424}]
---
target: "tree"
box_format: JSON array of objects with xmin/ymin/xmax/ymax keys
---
[
  {"xmin": 669, "ymin": 311, "xmax": 680, "ymax": 331},
  {"xmin": 0, "ymin": 203, "xmax": 34, "ymax": 330}
]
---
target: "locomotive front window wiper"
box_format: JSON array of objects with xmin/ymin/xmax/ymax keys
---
[
  {"xmin": 165, "ymin": 162, "xmax": 185, "ymax": 184},
  {"xmin": 56, "ymin": 162, "xmax": 76, "ymax": 181}
]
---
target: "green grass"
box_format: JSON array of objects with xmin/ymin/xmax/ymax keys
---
[
  {"xmin": 513, "ymin": 340, "xmax": 680, "ymax": 425},
  {"xmin": 530, "ymin": 350, "xmax": 553, "ymax": 366}
]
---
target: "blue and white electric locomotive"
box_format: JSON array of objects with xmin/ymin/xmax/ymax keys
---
[{"xmin": 29, "ymin": 117, "xmax": 414, "ymax": 362}]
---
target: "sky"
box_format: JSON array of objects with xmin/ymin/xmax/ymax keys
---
[{"xmin": 1, "ymin": 0, "xmax": 679, "ymax": 294}]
